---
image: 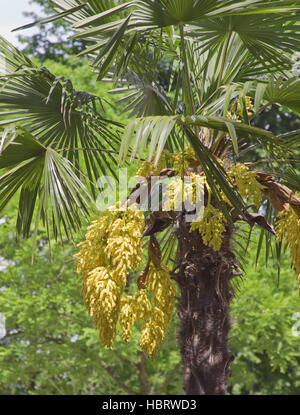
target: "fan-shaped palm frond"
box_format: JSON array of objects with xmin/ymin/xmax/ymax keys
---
[
  {"xmin": 263, "ymin": 77, "xmax": 300, "ymax": 116},
  {"xmin": 72, "ymin": 0, "xmax": 300, "ymax": 31},
  {"xmin": 189, "ymin": 12, "xmax": 299, "ymax": 72},
  {"xmin": 107, "ymin": 40, "xmax": 177, "ymax": 118},
  {"xmin": 13, "ymin": 1, "xmax": 300, "ymax": 80},
  {"xmin": 0, "ymin": 126, "xmax": 92, "ymax": 242},
  {"xmin": 13, "ymin": 0, "xmax": 120, "ymax": 30},
  {"xmin": 0, "ymin": 36, "xmax": 122, "ymax": 197}
]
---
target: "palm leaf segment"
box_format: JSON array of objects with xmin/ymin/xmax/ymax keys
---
[
  {"xmin": 0, "ymin": 127, "xmax": 92, "ymax": 241},
  {"xmin": 0, "ymin": 36, "xmax": 122, "ymax": 189},
  {"xmin": 0, "ymin": 36, "xmax": 123, "ymax": 239}
]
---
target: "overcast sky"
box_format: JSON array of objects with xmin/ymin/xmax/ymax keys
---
[{"xmin": 0, "ymin": 0, "xmax": 43, "ymax": 46}]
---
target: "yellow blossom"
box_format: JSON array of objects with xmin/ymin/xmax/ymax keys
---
[
  {"xmin": 227, "ymin": 163, "xmax": 264, "ymax": 208},
  {"xmin": 227, "ymin": 96, "xmax": 253, "ymax": 122},
  {"xmin": 190, "ymin": 204, "xmax": 227, "ymax": 251},
  {"xmin": 140, "ymin": 263, "xmax": 176, "ymax": 358},
  {"xmin": 137, "ymin": 150, "xmax": 172, "ymax": 177},
  {"xmin": 76, "ymin": 205, "xmax": 145, "ymax": 349},
  {"xmin": 119, "ymin": 289, "xmax": 152, "ymax": 344},
  {"xmin": 173, "ymin": 146, "xmax": 197, "ymax": 176},
  {"xmin": 276, "ymin": 208, "xmax": 300, "ymax": 296}
]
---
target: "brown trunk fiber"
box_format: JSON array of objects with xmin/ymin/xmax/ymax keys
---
[{"xmin": 175, "ymin": 220, "xmax": 237, "ymax": 395}]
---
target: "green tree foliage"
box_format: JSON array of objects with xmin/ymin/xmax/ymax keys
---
[
  {"xmin": 17, "ymin": 0, "xmax": 84, "ymax": 61},
  {"xmin": 229, "ymin": 241, "xmax": 300, "ymax": 395}
]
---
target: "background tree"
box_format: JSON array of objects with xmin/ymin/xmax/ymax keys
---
[
  {"xmin": 16, "ymin": 0, "xmax": 85, "ymax": 61},
  {"xmin": 0, "ymin": 0, "xmax": 300, "ymax": 395}
]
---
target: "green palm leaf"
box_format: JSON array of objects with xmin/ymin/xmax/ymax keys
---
[
  {"xmin": 190, "ymin": 13, "xmax": 299, "ymax": 72},
  {"xmin": 0, "ymin": 36, "xmax": 122, "ymax": 197},
  {"xmin": 263, "ymin": 77, "xmax": 300, "ymax": 116},
  {"xmin": 12, "ymin": 1, "xmax": 300, "ymax": 79},
  {"xmin": 0, "ymin": 127, "xmax": 92, "ymax": 241},
  {"xmin": 119, "ymin": 114, "xmax": 286, "ymax": 166}
]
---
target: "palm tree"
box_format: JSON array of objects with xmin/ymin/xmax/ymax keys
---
[{"xmin": 1, "ymin": 0, "xmax": 300, "ymax": 395}]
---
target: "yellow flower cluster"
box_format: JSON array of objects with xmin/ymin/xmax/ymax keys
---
[
  {"xmin": 276, "ymin": 208, "xmax": 300, "ymax": 295},
  {"xmin": 136, "ymin": 160, "xmax": 156, "ymax": 178},
  {"xmin": 82, "ymin": 267, "xmax": 119, "ymax": 348},
  {"xmin": 76, "ymin": 204, "xmax": 177, "ymax": 357},
  {"xmin": 163, "ymin": 177, "xmax": 184, "ymax": 211},
  {"xmin": 136, "ymin": 150, "xmax": 172, "ymax": 177},
  {"xmin": 136, "ymin": 147, "xmax": 197, "ymax": 178},
  {"xmin": 226, "ymin": 96, "xmax": 253, "ymax": 122},
  {"xmin": 189, "ymin": 163, "xmax": 262, "ymax": 252},
  {"xmin": 227, "ymin": 163, "xmax": 264, "ymax": 208},
  {"xmin": 190, "ymin": 204, "xmax": 227, "ymax": 251},
  {"xmin": 173, "ymin": 146, "xmax": 197, "ymax": 176},
  {"xmin": 186, "ymin": 173, "xmax": 199, "ymax": 206},
  {"xmin": 105, "ymin": 212, "xmax": 144, "ymax": 287},
  {"xmin": 76, "ymin": 205, "xmax": 145, "ymax": 348},
  {"xmin": 162, "ymin": 174, "xmax": 202, "ymax": 212},
  {"xmin": 140, "ymin": 263, "xmax": 176, "ymax": 358},
  {"xmin": 119, "ymin": 290, "xmax": 151, "ymax": 343},
  {"xmin": 119, "ymin": 262, "xmax": 176, "ymax": 358}
]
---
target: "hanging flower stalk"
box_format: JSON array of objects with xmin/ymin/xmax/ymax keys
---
[
  {"xmin": 276, "ymin": 206, "xmax": 300, "ymax": 296},
  {"xmin": 76, "ymin": 204, "xmax": 176, "ymax": 357}
]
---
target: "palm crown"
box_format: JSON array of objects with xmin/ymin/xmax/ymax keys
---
[{"xmin": 0, "ymin": 0, "xmax": 300, "ymax": 395}]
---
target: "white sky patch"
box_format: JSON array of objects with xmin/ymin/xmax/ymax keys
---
[{"xmin": 0, "ymin": 0, "xmax": 43, "ymax": 46}]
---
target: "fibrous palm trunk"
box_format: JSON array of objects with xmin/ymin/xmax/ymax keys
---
[{"xmin": 175, "ymin": 219, "xmax": 237, "ymax": 395}]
